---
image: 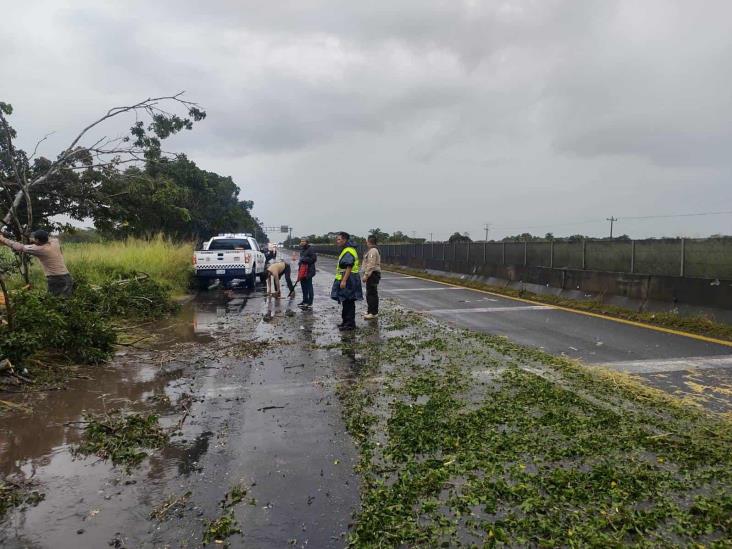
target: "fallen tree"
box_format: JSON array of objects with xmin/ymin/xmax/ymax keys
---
[
  {"xmin": 0, "ymin": 93, "xmax": 205, "ymax": 281},
  {"xmin": 0, "ymin": 93, "xmax": 204, "ymax": 346}
]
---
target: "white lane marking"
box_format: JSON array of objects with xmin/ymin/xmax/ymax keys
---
[
  {"xmin": 380, "ymin": 275, "xmax": 418, "ymax": 279},
  {"xmin": 599, "ymin": 354, "xmax": 732, "ymax": 374},
  {"xmin": 423, "ymin": 305, "xmax": 554, "ymax": 314},
  {"xmin": 382, "ymin": 287, "xmax": 468, "ymax": 292}
]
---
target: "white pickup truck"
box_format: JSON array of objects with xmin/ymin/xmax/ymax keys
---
[{"xmin": 193, "ymin": 233, "xmax": 267, "ymax": 290}]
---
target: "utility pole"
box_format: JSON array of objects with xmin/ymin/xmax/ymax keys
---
[
  {"xmin": 606, "ymin": 217, "xmax": 618, "ymax": 239},
  {"xmin": 429, "ymin": 232, "xmax": 433, "ymax": 242},
  {"xmin": 483, "ymin": 222, "xmax": 491, "ymax": 242}
]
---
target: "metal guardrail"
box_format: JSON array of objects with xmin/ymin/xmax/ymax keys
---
[{"xmin": 312, "ymin": 238, "xmax": 732, "ymax": 279}]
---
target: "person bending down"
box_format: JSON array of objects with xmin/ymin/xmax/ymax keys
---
[{"xmin": 266, "ymin": 259, "xmax": 294, "ymax": 298}]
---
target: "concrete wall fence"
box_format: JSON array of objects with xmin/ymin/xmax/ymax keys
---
[{"xmin": 313, "ymin": 238, "xmax": 732, "ymax": 314}]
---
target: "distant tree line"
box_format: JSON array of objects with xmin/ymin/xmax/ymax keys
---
[
  {"xmin": 286, "ymin": 228, "xmax": 426, "ymax": 246},
  {"xmin": 286, "ymin": 228, "xmax": 732, "ymax": 248},
  {"xmin": 93, "ymin": 156, "xmax": 265, "ymax": 242},
  {"xmin": 447, "ymin": 232, "xmax": 634, "ymax": 243},
  {"xmin": 499, "ymin": 232, "xmax": 631, "ymax": 242},
  {"xmin": 450, "ymin": 231, "xmax": 732, "ymax": 243}
]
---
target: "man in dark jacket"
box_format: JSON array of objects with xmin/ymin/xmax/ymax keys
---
[
  {"xmin": 263, "ymin": 245, "xmax": 277, "ymax": 264},
  {"xmin": 297, "ymin": 238, "xmax": 317, "ymax": 310},
  {"xmin": 330, "ymin": 231, "xmax": 363, "ymax": 331}
]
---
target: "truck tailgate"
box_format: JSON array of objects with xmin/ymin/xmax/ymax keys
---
[{"xmin": 194, "ymin": 250, "xmax": 251, "ymax": 267}]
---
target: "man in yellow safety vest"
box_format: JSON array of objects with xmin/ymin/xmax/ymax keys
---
[{"xmin": 331, "ymin": 231, "xmax": 363, "ymax": 331}]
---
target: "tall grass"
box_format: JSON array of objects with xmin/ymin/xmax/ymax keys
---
[{"xmin": 4, "ymin": 237, "xmax": 194, "ymax": 295}]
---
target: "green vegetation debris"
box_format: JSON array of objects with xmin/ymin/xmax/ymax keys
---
[
  {"xmin": 200, "ymin": 484, "xmax": 249, "ymax": 546},
  {"xmin": 221, "ymin": 484, "xmax": 248, "ymax": 508},
  {"xmin": 150, "ymin": 490, "xmax": 192, "ymax": 522},
  {"xmin": 74, "ymin": 412, "xmax": 169, "ymax": 471},
  {"xmin": 0, "ymin": 269, "xmax": 179, "ymax": 387},
  {"xmin": 0, "ymin": 479, "xmax": 45, "ymax": 520},
  {"xmin": 336, "ymin": 304, "xmax": 732, "ymax": 547},
  {"xmin": 203, "ymin": 512, "xmax": 242, "ymax": 546}
]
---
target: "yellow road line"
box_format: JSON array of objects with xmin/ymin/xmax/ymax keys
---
[{"xmin": 381, "ymin": 267, "xmax": 732, "ymax": 349}]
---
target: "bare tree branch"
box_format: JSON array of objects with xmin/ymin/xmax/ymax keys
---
[
  {"xmin": 2, "ymin": 92, "xmax": 202, "ymax": 226},
  {"xmin": 28, "ymin": 131, "xmax": 56, "ymax": 161}
]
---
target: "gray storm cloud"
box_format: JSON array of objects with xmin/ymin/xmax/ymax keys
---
[{"xmin": 2, "ymin": 0, "xmax": 731, "ymax": 239}]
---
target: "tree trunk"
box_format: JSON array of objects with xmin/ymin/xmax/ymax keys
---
[
  {"xmin": 0, "ymin": 275, "xmax": 13, "ymax": 330},
  {"xmin": 20, "ymin": 255, "xmax": 30, "ymax": 285}
]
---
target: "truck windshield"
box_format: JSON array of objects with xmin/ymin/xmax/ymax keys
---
[{"xmin": 208, "ymin": 239, "xmax": 251, "ymax": 251}]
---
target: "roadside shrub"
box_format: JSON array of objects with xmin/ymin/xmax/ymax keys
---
[
  {"xmin": 0, "ymin": 270, "xmax": 176, "ymax": 367},
  {"xmin": 52, "ymin": 295, "xmax": 117, "ymax": 363},
  {"xmin": 0, "ymin": 328, "xmax": 44, "ymax": 365},
  {"xmin": 72, "ymin": 272, "xmax": 179, "ymax": 319},
  {"xmin": 0, "ymin": 291, "xmax": 64, "ymax": 363},
  {"xmin": 0, "ymin": 289, "xmax": 116, "ymax": 365}
]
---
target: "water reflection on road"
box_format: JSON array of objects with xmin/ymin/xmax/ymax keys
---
[
  {"xmin": 0, "ymin": 286, "xmax": 276, "ymax": 471},
  {"xmin": 0, "ymin": 289, "xmax": 260, "ymax": 540}
]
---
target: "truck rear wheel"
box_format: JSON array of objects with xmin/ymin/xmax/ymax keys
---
[{"xmin": 246, "ymin": 269, "xmax": 257, "ymax": 289}]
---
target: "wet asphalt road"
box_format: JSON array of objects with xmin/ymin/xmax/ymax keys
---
[
  {"xmin": 357, "ymin": 262, "xmax": 732, "ymax": 364},
  {"xmin": 332, "ymin": 256, "xmax": 732, "ymax": 411}
]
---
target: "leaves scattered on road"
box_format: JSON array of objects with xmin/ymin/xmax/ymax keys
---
[
  {"xmin": 201, "ymin": 484, "xmax": 249, "ymax": 546},
  {"xmin": 150, "ymin": 490, "xmax": 192, "ymax": 522},
  {"xmin": 74, "ymin": 412, "xmax": 169, "ymax": 471},
  {"xmin": 0, "ymin": 478, "xmax": 45, "ymax": 521},
  {"xmin": 336, "ymin": 306, "xmax": 732, "ymax": 546},
  {"xmin": 203, "ymin": 512, "xmax": 241, "ymax": 546}
]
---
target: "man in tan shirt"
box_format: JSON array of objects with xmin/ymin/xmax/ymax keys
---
[
  {"xmin": 361, "ymin": 235, "xmax": 381, "ymax": 319},
  {"xmin": 0, "ymin": 229, "xmax": 74, "ymax": 296},
  {"xmin": 266, "ymin": 259, "xmax": 294, "ymax": 298}
]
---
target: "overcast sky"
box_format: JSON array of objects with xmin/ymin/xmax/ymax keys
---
[{"xmin": 3, "ymin": 1, "xmax": 732, "ymax": 240}]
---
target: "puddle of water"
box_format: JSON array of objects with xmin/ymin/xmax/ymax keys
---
[
  {"xmin": 0, "ymin": 292, "xmax": 254, "ymax": 477},
  {"xmin": 0, "ymin": 292, "xmax": 263, "ymax": 536}
]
